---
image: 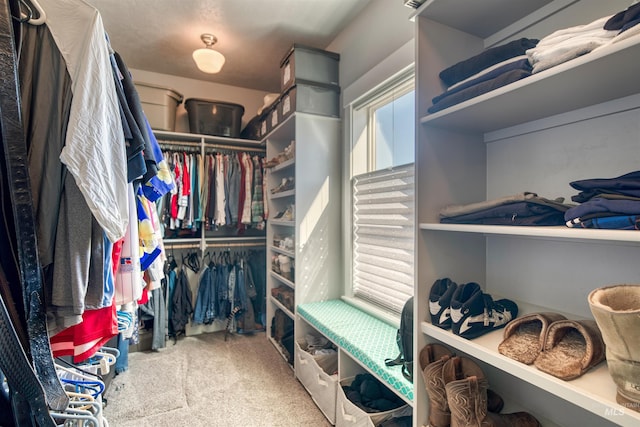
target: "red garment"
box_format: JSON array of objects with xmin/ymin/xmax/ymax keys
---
[
  {"xmin": 50, "ymin": 304, "xmax": 118, "ymax": 363},
  {"xmin": 171, "ymin": 153, "xmax": 181, "ymax": 220},
  {"xmin": 237, "ymin": 152, "xmax": 246, "ymax": 231},
  {"xmin": 111, "ymin": 238, "xmax": 124, "ymax": 275},
  {"xmin": 182, "ymin": 152, "xmax": 191, "ymax": 196}
]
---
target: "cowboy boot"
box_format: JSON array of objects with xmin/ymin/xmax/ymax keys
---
[
  {"xmin": 420, "ymin": 344, "xmax": 454, "ymax": 427},
  {"xmin": 589, "ymin": 284, "xmax": 640, "ymax": 412},
  {"xmin": 420, "ymin": 345, "xmax": 504, "ymax": 427},
  {"xmin": 443, "ymin": 357, "xmax": 540, "ymax": 427}
]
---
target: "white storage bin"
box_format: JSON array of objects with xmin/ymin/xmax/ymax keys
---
[
  {"xmin": 134, "ymin": 82, "xmax": 183, "ymax": 131},
  {"xmin": 295, "ymin": 340, "xmax": 338, "ymax": 424},
  {"xmin": 336, "ymin": 377, "xmax": 411, "ymax": 427}
]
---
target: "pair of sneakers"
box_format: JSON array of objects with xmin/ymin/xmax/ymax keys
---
[{"xmin": 429, "ymin": 278, "xmax": 518, "ymax": 339}]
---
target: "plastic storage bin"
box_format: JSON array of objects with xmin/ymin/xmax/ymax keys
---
[
  {"xmin": 295, "ymin": 340, "xmax": 339, "ymax": 424},
  {"xmin": 135, "ymin": 82, "xmax": 183, "ymax": 131},
  {"xmin": 184, "ymin": 98, "xmax": 244, "ymax": 138},
  {"xmin": 336, "ymin": 377, "xmax": 411, "ymax": 427},
  {"xmin": 279, "ymin": 80, "xmax": 340, "ymax": 120},
  {"xmin": 280, "ymin": 44, "xmax": 339, "ymax": 92}
]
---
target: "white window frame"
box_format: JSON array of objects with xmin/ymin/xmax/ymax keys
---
[{"xmin": 342, "ymin": 65, "xmax": 415, "ymax": 326}]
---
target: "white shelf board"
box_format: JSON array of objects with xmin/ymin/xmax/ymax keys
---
[
  {"xmin": 270, "ymin": 245, "xmax": 295, "ymax": 258},
  {"xmin": 162, "ymin": 237, "xmax": 202, "ymax": 245},
  {"xmin": 269, "ymin": 219, "xmax": 295, "ymax": 227},
  {"xmin": 262, "ymin": 113, "xmax": 295, "ymax": 142},
  {"xmin": 270, "ymin": 158, "xmax": 295, "ymax": 173},
  {"xmin": 421, "ymin": 307, "xmax": 640, "ymax": 426},
  {"xmin": 412, "ymin": 0, "xmax": 555, "ymax": 38},
  {"xmin": 270, "ymin": 296, "xmax": 295, "ymax": 320},
  {"xmin": 420, "ymin": 223, "xmax": 640, "ymax": 244},
  {"xmin": 270, "ymin": 271, "xmax": 295, "ymax": 289},
  {"xmin": 270, "ymin": 189, "xmax": 295, "ymax": 199},
  {"xmin": 419, "ymin": 36, "xmax": 640, "ymax": 133},
  {"xmin": 154, "ymin": 129, "xmax": 263, "ymax": 149}
]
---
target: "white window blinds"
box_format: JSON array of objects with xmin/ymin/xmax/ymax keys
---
[{"xmin": 352, "ymin": 163, "xmax": 414, "ymax": 314}]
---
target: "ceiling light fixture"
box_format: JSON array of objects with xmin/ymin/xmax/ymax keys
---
[{"xmin": 192, "ymin": 33, "xmax": 226, "ymax": 74}]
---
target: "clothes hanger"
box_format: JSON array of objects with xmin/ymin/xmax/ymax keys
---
[
  {"xmin": 50, "ymin": 393, "xmax": 102, "ymax": 427},
  {"xmin": 19, "ymin": 0, "xmax": 46, "ymax": 25}
]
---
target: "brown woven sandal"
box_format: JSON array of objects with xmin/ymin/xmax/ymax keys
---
[
  {"xmin": 533, "ymin": 319, "xmax": 606, "ymax": 380},
  {"xmin": 498, "ymin": 312, "xmax": 567, "ymax": 364}
]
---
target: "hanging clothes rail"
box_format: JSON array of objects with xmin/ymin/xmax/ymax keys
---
[
  {"xmin": 163, "ymin": 237, "xmax": 266, "ymax": 251},
  {"xmin": 202, "ymin": 142, "xmax": 265, "ymax": 154},
  {"xmin": 158, "ymin": 141, "xmax": 200, "ymax": 151}
]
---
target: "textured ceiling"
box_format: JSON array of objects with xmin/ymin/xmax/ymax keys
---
[{"xmin": 86, "ymin": 0, "xmax": 371, "ymax": 93}]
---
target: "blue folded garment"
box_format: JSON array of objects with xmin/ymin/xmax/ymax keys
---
[
  {"xmin": 432, "ymin": 56, "xmax": 532, "ymax": 105},
  {"xmin": 567, "ymin": 214, "xmax": 640, "ymax": 230},
  {"xmin": 428, "ymin": 68, "xmax": 531, "ymax": 114},
  {"xmin": 438, "ymin": 37, "xmax": 538, "ymax": 87},
  {"xmin": 564, "ymin": 198, "xmax": 640, "ymax": 221},
  {"xmin": 570, "ymin": 170, "xmax": 640, "ymax": 202}
]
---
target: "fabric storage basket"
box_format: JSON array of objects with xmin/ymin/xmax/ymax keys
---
[
  {"xmin": 134, "ymin": 82, "xmax": 183, "ymax": 131},
  {"xmin": 336, "ymin": 377, "xmax": 411, "ymax": 427},
  {"xmin": 295, "ymin": 340, "xmax": 338, "ymax": 424},
  {"xmin": 279, "ymin": 80, "xmax": 340, "ymax": 120},
  {"xmin": 268, "ymin": 97, "xmax": 281, "ymax": 133},
  {"xmin": 184, "ymin": 98, "xmax": 244, "ymax": 137},
  {"xmin": 280, "ymin": 44, "xmax": 339, "ymax": 93}
]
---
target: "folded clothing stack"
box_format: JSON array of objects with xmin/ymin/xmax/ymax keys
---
[
  {"xmin": 527, "ymin": 3, "xmax": 640, "ymax": 75},
  {"xmin": 428, "ymin": 38, "xmax": 538, "ymax": 114},
  {"xmin": 525, "ymin": 15, "xmax": 617, "ymax": 74},
  {"xmin": 439, "ymin": 192, "xmax": 572, "ymax": 226},
  {"xmin": 565, "ymin": 170, "xmax": 640, "ymax": 230}
]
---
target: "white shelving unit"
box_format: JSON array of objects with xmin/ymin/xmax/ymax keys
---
[
  {"xmin": 263, "ymin": 113, "xmax": 342, "ymax": 365},
  {"xmin": 413, "ymin": 1, "xmax": 640, "ymax": 426}
]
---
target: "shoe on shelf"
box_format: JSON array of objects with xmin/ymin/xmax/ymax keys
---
[
  {"xmin": 429, "ymin": 278, "xmax": 458, "ymax": 329},
  {"xmin": 264, "ymin": 157, "xmax": 280, "ymax": 168},
  {"xmin": 498, "ymin": 312, "xmax": 567, "ymax": 365},
  {"xmin": 450, "ymin": 282, "xmax": 518, "ymax": 339},
  {"xmin": 282, "ymin": 205, "xmax": 294, "ymax": 221},
  {"xmin": 443, "ymin": 356, "xmax": 539, "ymax": 427},
  {"xmin": 284, "ymin": 140, "xmax": 295, "ymax": 160},
  {"xmin": 270, "ymin": 177, "xmax": 295, "ymax": 194}
]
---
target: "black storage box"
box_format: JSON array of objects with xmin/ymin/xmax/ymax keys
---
[
  {"xmin": 280, "ymin": 44, "xmax": 339, "ymax": 93},
  {"xmin": 279, "ymin": 79, "xmax": 340, "ymax": 120},
  {"xmin": 240, "ymin": 114, "xmax": 263, "ymax": 140},
  {"xmin": 185, "ymin": 98, "xmax": 244, "ymax": 137}
]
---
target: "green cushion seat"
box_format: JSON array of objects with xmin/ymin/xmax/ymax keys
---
[{"xmin": 297, "ymin": 300, "xmax": 414, "ymax": 402}]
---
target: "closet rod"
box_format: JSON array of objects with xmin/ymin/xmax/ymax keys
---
[
  {"xmin": 202, "ymin": 143, "xmax": 265, "ymax": 154},
  {"xmin": 158, "ymin": 140, "xmax": 200, "ymax": 149},
  {"xmin": 163, "ymin": 238, "xmax": 266, "ymax": 250},
  {"xmin": 157, "ymin": 140, "xmax": 265, "ymax": 154},
  {"xmin": 205, "ymin": 241, "xmax": 265, "ymax": 249}
]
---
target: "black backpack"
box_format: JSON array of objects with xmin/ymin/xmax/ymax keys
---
[{"xmin": 385, "ymin": 297, "xmax": 413, "ymax": 382}]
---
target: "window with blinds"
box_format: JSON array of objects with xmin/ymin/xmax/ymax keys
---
[{"xmin": 352, "ymin": 163, "xmax": 414, "ymax": 314}]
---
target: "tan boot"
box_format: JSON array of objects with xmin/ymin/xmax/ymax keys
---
[
  {"xmin": 443, "ymin": 357, "xmax": 540, "ymax": 427},
  {"xmin": 420, "ymin": 344, "xmax": 454, "ymax": 427},
  {"xmin": 589, "ymin": 284, "xmax": 640, "ymax": 412},
  {"xmin": 420, "ymin": 346, "xmax": 504, "ymax": 427}
]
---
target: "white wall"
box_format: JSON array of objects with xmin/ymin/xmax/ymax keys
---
[
  {"xmin": 326, "ymin": 0, "xmax": 414, "ymax": 94},
  {"xmin": 129, "ymin": 68, "xmax": 272, "ymax": 133},
  {"xmin": 326, "ymin": 0, "xmax": 416, "ymax": 313}
]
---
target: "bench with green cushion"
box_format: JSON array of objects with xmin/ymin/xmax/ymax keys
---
[{"xmin": 297, "ymin": 299, "xmax": 414, "ymax": 402}]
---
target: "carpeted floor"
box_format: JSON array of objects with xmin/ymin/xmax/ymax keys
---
[{"xmin": 103, "ymin": 331, "xmax": 332, "ymax": 427}]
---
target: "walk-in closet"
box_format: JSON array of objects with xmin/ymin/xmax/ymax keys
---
[{"xmin": 3, "ymin": 0, "xmax": 640, "ymax": 426}]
